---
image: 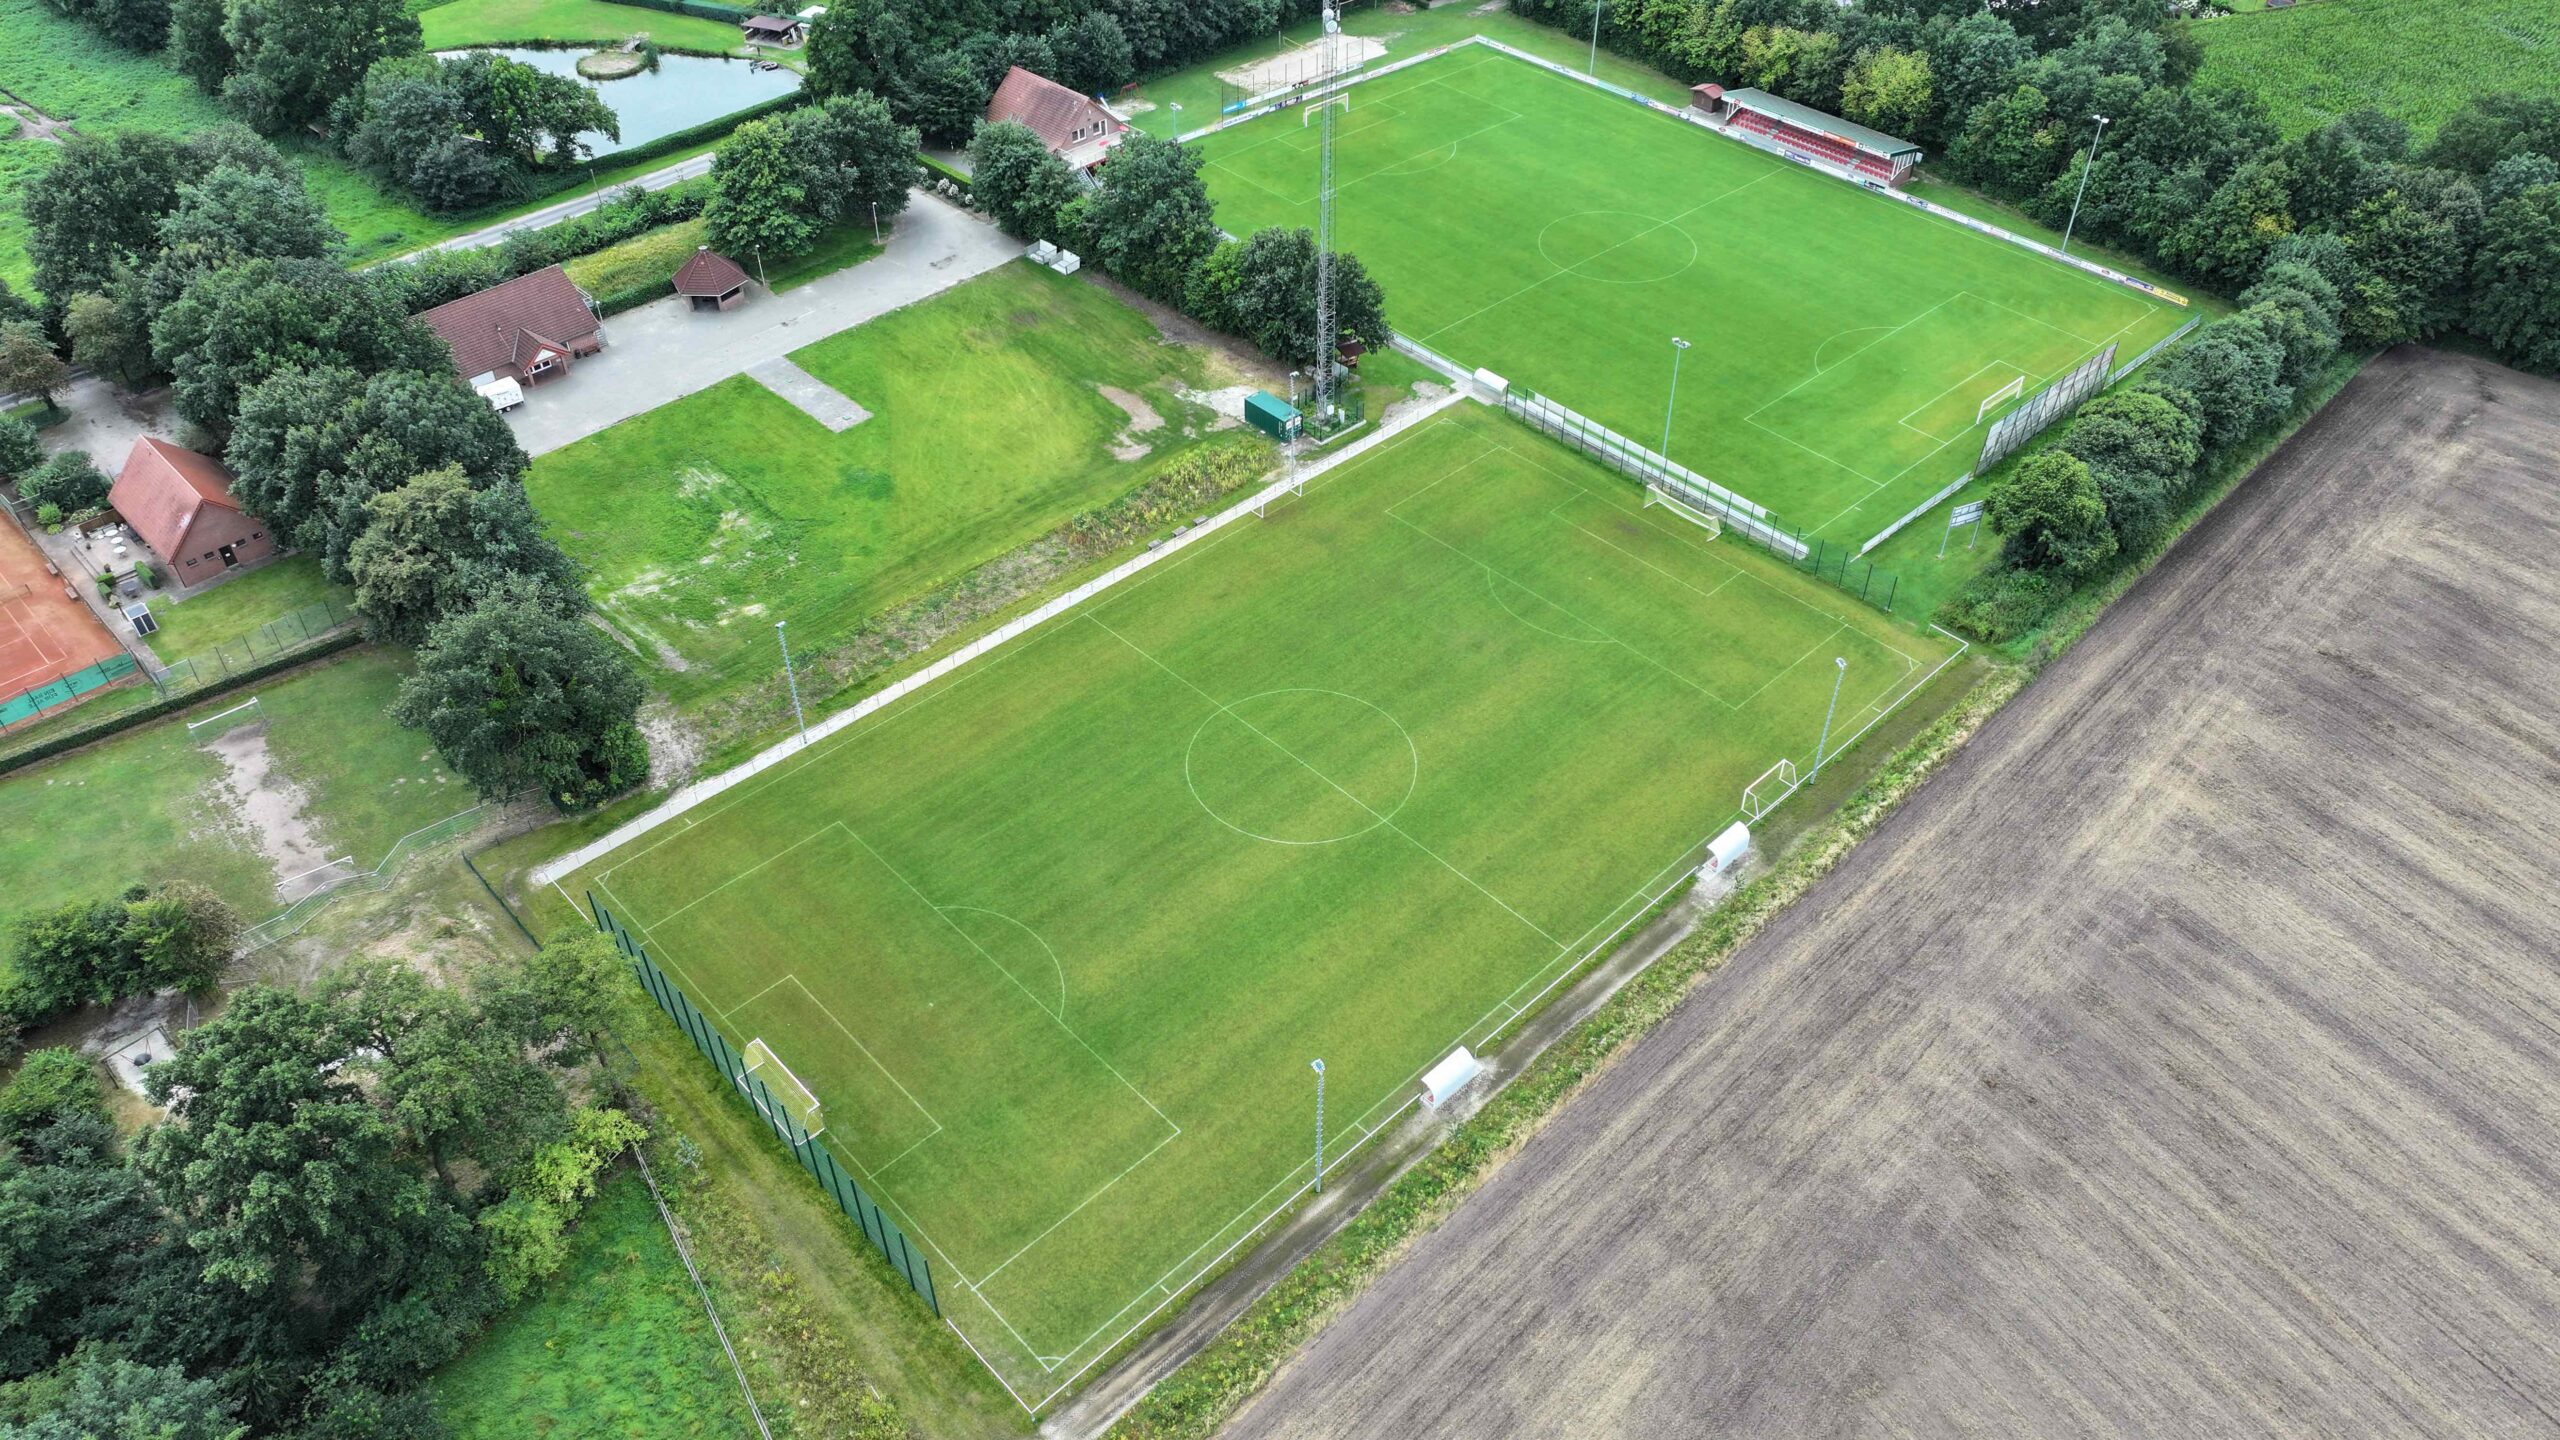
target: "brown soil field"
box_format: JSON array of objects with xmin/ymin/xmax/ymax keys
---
[{"xmin": 1219, "ymin": 346, "xmax": 2560, "ymax": 1439}]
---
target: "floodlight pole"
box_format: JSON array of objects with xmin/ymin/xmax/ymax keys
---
[
  {"xmin": 1311, "ymin": 1058, "xmax": 1326, "ymax": 1194},
  {"xmin": 1659, "ymin": 336, "xmax": 1691, "ymax": 465},
  {"xmin": 1812, "ymin": 656, "xmax": 1847, "ymax": 779},
  {"xmin": 776, "ymin": 621, "xmax": 807, "ymax": 742},
  {"xmin": 1587, "ymin": 0, "xmax": 1603, "ymax": 74},
  {"xmin": 870, "ymin": 201, "xmax": 881, "ymax": 244},
  {"xmin": 2061, "ymin": 113, "xmax": 2109, "ymax": 257}
]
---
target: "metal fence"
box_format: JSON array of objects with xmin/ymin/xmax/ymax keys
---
[
  {"xmin": 238, "ymin": 799, "xmax": 513, "ymax": 953},
  {"xmin": 0, "ymin": 652, "xmax": 140, "ymax": 729},
  {"xmin": 2111, "ymin": 316, "xmax": 2202, "ymax": 385},
  {"xmin": 157, "ymin": 597, "xmax": 360, "ymax": 695},
  {"xmin": 1979, "ymin": 345, "xmax": 2118, "ymax": 473},
  {"xmin": 586, "ymin": 894, "xmax": 942, "ymax": 1317}
]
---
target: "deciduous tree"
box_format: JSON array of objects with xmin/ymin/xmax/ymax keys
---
[
  {"xmin": 1987, "ymin": 449, "xmax": 2116, "ymax": 577},
  {"xmin": 347, "ymin": 466, "xmax": 582, "ymax": 644},
  {"xmin": 0, "ymin": 323, "xmax": 70, "ymax": 408},
  {"xmin": 391, "ymin": 582, "xmax": 649, "ymax": 810},
  {"xmin": 1079, "ymin": 132, "xmax": 1219, "ymax": 304}
]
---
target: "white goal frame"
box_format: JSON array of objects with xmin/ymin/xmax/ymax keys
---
[
  {"xmin": 185, "ymin": 695, "xmax": 265, "ymax": 737},
  {"xmin": 1742, "ymin": 758, "xmax": 1798, "ymax": 821},
  {"xmin": 1643, "ymin": 482, "xmax": 1723, "ymax": 538},
  {"xmin": 1975, "ymin": 374, "xmax": 2026, "ymax": 424},
  {"xmin": 741, "ymin": 1036, "xmax": 826, "ymax": 1139}
]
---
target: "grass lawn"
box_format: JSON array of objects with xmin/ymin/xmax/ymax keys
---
[
  {"xmin": 140, "ymin": 555, "xmax": 351, "ymax": 666},
  {"xmin": 1190, "ymin": 44, "xmax": 2192, "ymax": 620},
  {"xmin": 564, "ymin": 215, "xmax": 710, "ymax": 302},
  {"xmin": 558, "ymin": 402, "xmax": 1959, "ymax": 1401},
  {"xmin": 2192, "ymin": 0, "xmax": 2560, "ymax": 139},
  {"xmin": 527, "ymin": 260, "xmax": 1258, "ymax": 710},
  {"xmin": 0, "ymin": 647, "xmax": 465, "ymax": 933},
  {"xmin": 431, "ymin": 1171, "xmax": 758, "ymax": 1439},
  {"xmin": 767, "ymin": 221, "xmax": 885, "ymax": 293},
  {"xmin": 419, "ymin": 0, "xmax": 750, "ymax": 54}
]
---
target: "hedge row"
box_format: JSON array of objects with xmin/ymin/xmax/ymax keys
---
[{"xmin": 0, "ymin": 632, "xmax": 366, "ymax": 779}]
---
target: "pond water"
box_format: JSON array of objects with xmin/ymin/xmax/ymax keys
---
[{"xmin": 437, "ymin": 48, "xmax": 801, "ymax": 157}]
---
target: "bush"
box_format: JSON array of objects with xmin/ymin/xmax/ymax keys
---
[
  {"xmin": 1938, "ymin": 566, "xmax": 2067, "ymax": 643},
  {"xmin": 20, "ymin": 451, "xmax": 111, "ymax": 516},
  {"xmin": 0, "ymin": 1048, "xmax": 108, "ymax": 1135}
]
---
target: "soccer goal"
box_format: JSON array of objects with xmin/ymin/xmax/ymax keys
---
[
  {"xmin": 741, "ymin": 1037, "xmax": 826, "ymax": 1141},
  {"xmin": 1643, "ymin": 482, "xmax": 1723, "ymax": 538},
  {"xmin": 1742, "ymin": 758, "xmax": 1797, "ymax": 821},
  {"xmin": 185, "ymin": 695, "xmax": 266, "ymax": 738},
  {"xmin": 1975, "ymin": 374, "xmax": 2026, "ymax": 424}
]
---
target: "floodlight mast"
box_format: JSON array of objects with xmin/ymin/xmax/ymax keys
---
[{"xmin": 1311, "ymin": 4, "xmax": 1346, "ymax": 431}]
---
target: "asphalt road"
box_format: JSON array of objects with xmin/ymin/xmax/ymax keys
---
[{"xmin": 1221, "ymin": 346, "xmax": 2560, "ymax": 1439}]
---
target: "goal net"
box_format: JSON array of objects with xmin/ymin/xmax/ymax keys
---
[
  {"xmin": 1643, "ymin": 483, "xmax": 1723, "ymax": 538},
  {"xmin": 1975, "ymin": 374, "xmax": 2026, "ymax": 424},
  {"xmin": 185, "ymin": 695, "xmax": 266, "ymax": 738},
  {"xmin": 1742, "ymin": 758, "xmax": 1797, "ymax": 821},
  {"xmin": 741, "ymin": 1037, "xmax": 825, "ymax": 1140}
]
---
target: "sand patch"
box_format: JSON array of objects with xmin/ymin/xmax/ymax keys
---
[
  {"xmin": 1098, "ymin": 383, "xmax": 1166, "ymax": 461},
  {"xmin": 1218, "ymin": 34, "xmax": 1390, "ymax": 92},
  {"xmin": 201, "ymin": 723, "xmax": 337, "ymax": 900}
]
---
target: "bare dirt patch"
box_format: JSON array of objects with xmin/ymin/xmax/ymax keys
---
[
  {"xmin": 1227, "ymin": 348, "xmax": 2560, "ymax": 1440},
  {"xmin": 1097, "ymin": 383, "xmax": 1165, "ymax": 460},
  {"xmin": 202, "ymin": 723, "xmax": 335, "ymax": 899}
]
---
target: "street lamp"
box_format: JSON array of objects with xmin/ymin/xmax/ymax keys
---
[
  {"xmin": 2060, "ymin": 113, "xmax": 2109, "ymax": 257},
  {"xmin": 1311, "ymin": 1059, "xmax": 1327, "ymax": 1194},
  {"xmin": 1659, "ymin": 336, "xmax": 1692, "ymax": 464},
  {"xmin": 776, "ymin": 621, "xmax": 807, "ymax": 742},
  {"xmin": 1811, "ymin": 656, "xmax": 1847, "ymax": 779},
  {"xmin": 1587, "ymin": 0, "xmax": 1604, "ymax": 74},
  {"xmin": 870, "ymin": 200, "xmax": 881, "ymax": 244}
]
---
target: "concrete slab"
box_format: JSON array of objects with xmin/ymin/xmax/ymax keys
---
[{"xmin": 747, "ymin": 357, "xmax": 870, "ymax": 431}]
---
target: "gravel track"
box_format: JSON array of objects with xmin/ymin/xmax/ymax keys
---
[{"xmin": 1220, "ymin": 346, "xmax": 2560, "ymax": 1439}]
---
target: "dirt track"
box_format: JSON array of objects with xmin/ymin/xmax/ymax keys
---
[{"xmin": 1220, "ymin": 347, "xmax": 2560, "ymax": 1439}]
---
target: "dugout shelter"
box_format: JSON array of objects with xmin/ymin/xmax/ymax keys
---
[{"xmin": 1693, "ymin": 85, "xmax": 1922, "ymax": 187}]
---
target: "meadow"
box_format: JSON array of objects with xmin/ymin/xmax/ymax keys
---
[
  {"xmin": 526, "ymin": 261, "xmax": 1260, "ymax": 710},
  {"xmin": 560, "ymin": 402, "xmax": 1959, "ymax": 1400},
  {"xmin": 1189, "ymin": 45, "xmax": 2191, "ymax": 615},
  {"xmin": 2192, "ymin": 0, "xmax": 2560, "ymax": 139},
  {"xmin": 431, "ymin": 1173, "xmax": 759, "ymax": 1439},
  {"xmin": 418, "ymin": 0, "xmax": 753, "ymax": 55}
]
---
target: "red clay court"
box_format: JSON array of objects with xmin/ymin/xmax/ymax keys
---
[{"xmin": 0, "ymin": 517, "xmax": 126, "ymax": 711}]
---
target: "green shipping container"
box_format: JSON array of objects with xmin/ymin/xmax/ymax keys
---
[{"xmin": 1244, "ymin": 391, "xmax": 1301, "ymax": 442}]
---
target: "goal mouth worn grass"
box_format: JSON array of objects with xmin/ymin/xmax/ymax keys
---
[
  {"xmin": 556, "ymin": 403, "xmax": 1961, "ymax": 1404},
  {"xmin": 1188, "ymin": 44, "xmax": 2192, "ymax": 612}
]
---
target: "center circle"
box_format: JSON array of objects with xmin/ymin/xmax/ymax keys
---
[
  {"xmin": 1184, "ymin": 689, "xmax": 1419, "ymax": 846},
  {"xmin": 1535, "ymin": 209, "xmax": 1700, "ymax": 285}
]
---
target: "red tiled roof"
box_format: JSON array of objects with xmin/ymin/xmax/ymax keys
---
[
  {"xmin": 986, "ymin": 66, "xmax": 1122, "ymax": 157},
  {"xmin": 742, "ymin": 14, "xmax": 798, "ymax": 33},
  {"xmin": 415, "ymin": 265, "xmax": 600, "ymax": 381},
  {"xmin": 673, "ymin": 247, "xmax": 750, "ymax": 296},
  {"xmin": 111, "ymin": 438, "xmax": 244, "ymax": 561}
]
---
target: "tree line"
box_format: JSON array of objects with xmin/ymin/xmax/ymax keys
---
[
  {"xmin": 18, "ymin": 125, "xmax": 651, "ymax": 810},
  {"xmin": 0, "ymin": 912, "xmax": 644, "ymax": 1439}
]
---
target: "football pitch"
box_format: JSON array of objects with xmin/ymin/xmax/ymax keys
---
[
  {"xmin": 559, "ymin": 403, "xmax": 1959, "ymax": 1399},
  {"xmin": 1189, "ymin": 45, "xmax": 2192, "ymax": 548}
]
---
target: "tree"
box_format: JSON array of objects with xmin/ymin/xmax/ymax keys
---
[
  {"xmin": 1987, "ymin": 449, "xmax": 2115, "ymax": 577},
  {"xmin": 2145, "ymin": 315, "xmax": 2291, "ymax": 454},
  {"xmin": 167, "ymin": 0, "xmax": 236, "ymax": 93},
  {"xmin": 0, "ymin": 418, "xmax": 43, "ymax": 482},
  {"xmin": 2056, "ymin": 389, "xmax": 2201, "ymax": 553},
  {"xmin": 62, "ymin": 287, "xmax": 154, "ymax": 388},
  {"xmin": 704, "ymin": 114, "xmax": 821, "ymax": 260},
  {"xmin": 2470, "ymin": 182, "xmax": 2560, "ymax": 373},
  {"xmin": 441, "ymin": 50, "xmax": 619, "ymax": 169},
  {"xmin": 906, "ymin": 48, "xmax": 993, "ymax": 147},
  {"xmin": 0, "ymin": 324, "xmax": 71, "ymax": 409},
  {"xmin": 2163, "ymin": 157, "xmax": 2296, "ymax": 287},
  {"xmin": 0, "ymin": 900, "xmax": 127, "ymax": 1022},
  {"xmin": 391, "ymin": 582, "xmax": 649, "ymax": 809},
  {"xmin": 2423, "ymin": 93, "xmax": 2560, "ymax": 178},
  {"xmin": 1046, "ymin": 11, "xmax": 1134, "ymax": 95},
  {"xmin": 1917, "ymin": 11, "xmax": 2031, "ymax": 144},
  {"xmin": 0, "ymin": 278, "xmax": 33, "ymax": 330},
  {"xmin": 144, "ymin": 161, "xmax": 342, "ymax": 312},
  {"xmin": 795, "ymin": 91, "xmax": 921, "ymax": 233},
  {"xmin": 19, "ymin": 451, "xmax": 110, "ymax": 517},
  {"xmin": 1841, "ymin": 47, "xmax": 1932, "ymax": 138},
  {"xmin": 2335, "ymin": 184, "xmax": 2473, "ymax": 346},
  {"xmin": 0, "ymin": 1352, "xmax": 245, "ymax": 1440},
  {"xmin": 0, "ymin": 886, "xmax": 236, "ymax": 1023},
  {"xmin": 1080, "ymin": 132, "xmax": 1220, "ymax": 303},
  {"xmin": 1952, "ymin": 84, "xmax": 2060, "ymax": 198},
  {"xmin": 1190, "ymin": 227, "xmax": 1390, "ymax": 368},
  {"xmin": 0, "ymin": 1049, "xmax": 106, "ymax": 1136},
  {"xmin": 0, "ymin": 1116, "xmax": 173, "ymax": 1380},
  {"xmin": 2485, "ymin": 151, "xmax": 2560, "ymax": 206},
  {"xmin": 347, "ymin": 466, "xmax": 583, "ymax": 644},
  {"xmin": 804, "ymin": 0, "xmax": 922, "ymax": 105},
  {"xmin": 323, "ymin": 957, "xmax": 567, "ymax": 1188},
  {"xmin": 219, "ymin": 0, "xmax": 422, "ymax": 134},
  {"xmin": 120, "ymin": 882, "xmax": 240, "ymax": 994},
  {"xmin": 150, "ymin": 257, "xmax": 439, "ymax": 433},
  {"xmin": 477, "ymin": 1105, "xmax": 643, "ymax": 1302},
  {"xmin": 969, "ymin": 119, "xmax": 1083, "ymax": 241}
]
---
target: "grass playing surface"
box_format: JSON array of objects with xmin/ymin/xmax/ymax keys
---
[
  {"xmin": 1189, "ymin": 46, "xmax": 2190, "ymax": 552},
  {"xmin": 559, "ymin": 403, "xmax": 1956, "ymax": 1397}
]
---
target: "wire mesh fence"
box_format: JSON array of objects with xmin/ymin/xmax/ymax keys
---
[
  {"xmin": 0, "ymin": 652, "xmax": 141, "ymax": 729},
  {"xmin": 156, "ymin": 597, "xmax": 360, "ymax": 695},
  {"xmin": 237, "ymin": 798, "xmax": 515, "ymax": 953},
  {"xmin": 586, "ymin": 893, "xmax": 942, "ymax": 1317}
]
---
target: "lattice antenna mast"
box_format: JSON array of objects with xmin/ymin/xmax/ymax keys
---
[{"xmin": 1310, "ymin": 4, "xmax": 1347, "ymax": 429}]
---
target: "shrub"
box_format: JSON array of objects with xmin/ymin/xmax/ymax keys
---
[
  {"xmin": 0, "ymin": 1048, "xmax": 108, "ymax": 1135},
  {"xmin": 20, "ymin": 451, "xmax": 111, "ymax": 516},
  {"xmin": 1938, "ymin": 566, "xmax": 2067, "ymax": 643}
]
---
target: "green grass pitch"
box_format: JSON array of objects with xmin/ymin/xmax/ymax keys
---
[
  {"xmin": 1188, "ymin": 46, "xmax": 2191, "ymax": 550},
  {"xmin": 559, "ymin": 403, "xmax": 1957, "ymax": 1396}
]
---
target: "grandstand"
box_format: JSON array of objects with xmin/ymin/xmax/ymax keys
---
[{"xmin": 1690, "ymin": 85, "xmax": 1922, "ymax": 187}]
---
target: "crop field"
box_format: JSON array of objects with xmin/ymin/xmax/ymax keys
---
[
  {"xmin": 1190, "ymin": 48, "xmax": 2189, "ymax": 564},
  {"xmin": 556, "ymin": 402, "xmax": 1958, "ymax": 1400},
  {"xmin": 2193, "ymin": 0, "xmax": 2560, "ymax": 139},
  {"xmin": 526, "ymin": 262, "xmax": 1258, "ymax": 710}
]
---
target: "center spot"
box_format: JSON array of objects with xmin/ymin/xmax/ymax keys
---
[
  {"xmin": 1185, "ymin": 690, "xmax": 1418, "ymax": 845},
  {"xmin": 1536, "ymin": 210, "xmax": 1700, "ymax": 285}
]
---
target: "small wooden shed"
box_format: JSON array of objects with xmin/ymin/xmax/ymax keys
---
[{"xmin": 674, "ymin": 247, "xmax": 752, "ymax": 312}]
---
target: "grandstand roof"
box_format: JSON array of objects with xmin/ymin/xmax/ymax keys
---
[{"xmin": 1718, "ymin": 89, "xmax": 1922, "ymax": 162}]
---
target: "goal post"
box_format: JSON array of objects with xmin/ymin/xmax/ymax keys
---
[
  {"xmin": 185, "ymin": 695, "xmax": 266, "ymax": 738},
  {"xmin": 1643, "ymin": 482, "xmax": 1723, "ymax": 539},
  {"xmin": 1975, "ymin": 374, "xmax": 2026, "ymax": 425},
  {"xmin": 1742, "ymin": 758, "xmax": 1797, "ymax": 821},
  {"xmin": 741, "ymin": 1037, "xmax": 825, "ymax": 1141}
]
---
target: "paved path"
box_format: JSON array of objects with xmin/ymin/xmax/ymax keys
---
[
  {"xmin": 505, "ymin": 191, "xmax": 1022, "ymax": 456},
  {"xmin": 1223, "ymin": 349, "xmax": 2560, "ymax": 1440},
  {"xmin": 747, "ymin": 357, "xmax": 869, "ymax": 431},
  {"xmin": 403, "ymin": 153, "xmax": 718, "ymax": 259}
]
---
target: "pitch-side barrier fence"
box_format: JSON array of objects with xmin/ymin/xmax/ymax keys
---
[
  {"xmin": 237, "ymin": 797, "xmax": 519, "ymax": 953},
  {"xmin": 585, "ymin": 894, "xmax": 944, "ymax": 1318}
]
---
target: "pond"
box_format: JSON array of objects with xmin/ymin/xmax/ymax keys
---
[{"xmin": 437, "ymin": 48, "xmax": 801, "ymax": 157}]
